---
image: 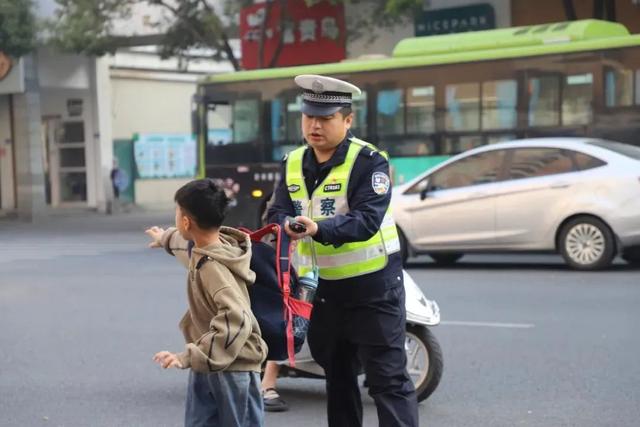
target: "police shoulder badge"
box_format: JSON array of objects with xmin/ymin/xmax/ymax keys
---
[
  {"xmin": 371, "ymin": 172, "xmax": 390, "ymax": 195},
  {"xmin": 288, "ymin": 184, "xmax": 300, "ymax": 193}
]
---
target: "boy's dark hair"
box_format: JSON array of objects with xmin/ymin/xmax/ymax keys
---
[{"xmin": 174, "ymin": 178, "xmax": 230, "ymax": 229}]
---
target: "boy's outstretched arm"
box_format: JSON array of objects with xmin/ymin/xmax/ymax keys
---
[{"xmin": 145, "ymin": 226, "xmax": 190, "ymax": 268}]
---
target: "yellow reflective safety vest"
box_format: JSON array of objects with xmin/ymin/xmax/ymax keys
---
[{"xmin": 285, "ymin": 138, "xmax": 401, "ymax": 280}]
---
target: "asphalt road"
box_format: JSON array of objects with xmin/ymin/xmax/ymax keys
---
[{"xmin": 1, "ymin": 210, "xmax": 638, "ymax": 427}]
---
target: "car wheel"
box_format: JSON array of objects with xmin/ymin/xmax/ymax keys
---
[
  {"xmin": 622, "ymin": 246, "xmax": 640, "ymax": 266},
  {"xmin": 398, "ymin": 228, "xmax": 410, "ymax": 267},
  {"xmin": 429, "ymin": 253, "xmax": 463, "ymax": 266},
  {"xmin": 559, "ymin": 216, "xmax": 615, "ymax": 270}
]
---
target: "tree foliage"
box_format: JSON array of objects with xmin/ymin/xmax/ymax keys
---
[
  {"xmin": 0, "ymin": 0, "xmax": 37, "ymax": 58},
  {"xmin": 48, "ymin": 0, "xmax": 422, "ymax": 70}
]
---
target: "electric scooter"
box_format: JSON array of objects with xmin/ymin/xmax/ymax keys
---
[{"xmin": 276, "ymin": 270, "xmax": 443, "ymax": 402}]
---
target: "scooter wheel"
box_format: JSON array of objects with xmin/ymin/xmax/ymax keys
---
[{"xmin": 405, "ymin": 324, "xmax": 443, "ymax": 402}]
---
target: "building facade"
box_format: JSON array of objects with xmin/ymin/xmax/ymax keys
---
[{"xmin": 3, "ymin": 0, "xmax": 639, "ymax": 218}]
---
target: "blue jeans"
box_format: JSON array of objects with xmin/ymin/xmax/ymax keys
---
[{"xmin": 184, "ymin": 370, "xmax": 264, "ymax": 427}]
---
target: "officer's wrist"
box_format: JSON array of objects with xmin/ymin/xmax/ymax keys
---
[
  {"xmin": 309, "ymin": 221, "xmax": 319, "ymax": 237},
  {"xmin": 311, "ymin": 223, "xmax": 324, "ymax": 242}
]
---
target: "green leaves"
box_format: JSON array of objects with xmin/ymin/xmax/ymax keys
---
[
  {"xmin": 47, "ymin": 0, "xmax": 134, "ymax": 56},
  {"xmin": 46, "ymin": 0, "xmax": 422, "ymax": 68},
  {"xmin": 0, "ymin": 0, "xmax": 37, "ymax": 58}
]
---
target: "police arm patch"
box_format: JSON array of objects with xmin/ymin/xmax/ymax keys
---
[{"xmin": 372, "ymin": 172, "xmax": 390, "ymax": 195}]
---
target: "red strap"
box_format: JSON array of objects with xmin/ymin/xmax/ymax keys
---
[
  {"xmin": 247, "ymin": 223, "xmax": 299, "ymax": 366},
  {"xmin": 284, "ymin": 240, "xmax": 295, "ymax": 366},
  {"xmin": 248, "ymin": 224, "xmax": 279, "ymax": 242}
]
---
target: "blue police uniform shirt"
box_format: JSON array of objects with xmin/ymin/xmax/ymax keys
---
[{"xmin": 267, "ymin": 134, "xmax": 402, "ymax": 296}]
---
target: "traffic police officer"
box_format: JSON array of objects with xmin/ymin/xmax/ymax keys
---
[{"xmin": 267, "ymin": 74, "xmax": 419, "ymax": 427}]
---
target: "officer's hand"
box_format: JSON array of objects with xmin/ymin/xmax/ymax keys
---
[{"xmin": 285, "ymin": 216, "xmax": 318, "ymax": 240}]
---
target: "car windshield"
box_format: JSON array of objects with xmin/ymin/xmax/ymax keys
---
[{"xmin": 586, "ymin": 140, "xmax": 640, "ymax": 160}]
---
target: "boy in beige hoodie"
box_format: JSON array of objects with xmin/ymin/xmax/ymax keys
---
[{"xmin": 145, "ymin": 178, "xmax": 267, "ymax": 427}]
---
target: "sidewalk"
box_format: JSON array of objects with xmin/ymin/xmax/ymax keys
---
[{"xmin": 0, "ymin": 205, "xmax": 175, "ymax": 236}]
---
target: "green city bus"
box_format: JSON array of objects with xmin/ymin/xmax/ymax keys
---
[{"xmin": 192, "ymin": 19, "xmax": 640, "ymax": 227}]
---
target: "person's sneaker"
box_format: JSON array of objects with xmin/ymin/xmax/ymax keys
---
[{"xmin": 263, "ymin": 388, "xmax": 289, "ymax": 412}]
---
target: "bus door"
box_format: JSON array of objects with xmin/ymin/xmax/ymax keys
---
[{"xmin": 200, "ymin": 91, "xmax": 279, "ymax": 227}]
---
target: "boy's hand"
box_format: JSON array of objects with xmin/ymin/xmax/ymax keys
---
[
  {"xmin": 145, "ymin": 226, "xmax": 165, "ymax": 248},
  {"xmin": 153, "ymin": 351, "xmax": 183, "ymax": 369}
]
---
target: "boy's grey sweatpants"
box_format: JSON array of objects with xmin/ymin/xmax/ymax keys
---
[{"xmin": 185, "ymin": 370, "xmax": 264, "ymax": 427}]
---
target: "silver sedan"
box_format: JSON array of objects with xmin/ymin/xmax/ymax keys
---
[{"xmin": 392, "ymin": 138, "xmax": 640, "ymax": 270}]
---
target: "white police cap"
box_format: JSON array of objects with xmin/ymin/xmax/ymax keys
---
[{"xmin": 294, "ymin": 74, "xmax": 362, "ymax": 116}]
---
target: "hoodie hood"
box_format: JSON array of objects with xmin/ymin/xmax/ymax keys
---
[{"xmin": 191, "ymin": 226, "xmax": 255, "ymax": 284}]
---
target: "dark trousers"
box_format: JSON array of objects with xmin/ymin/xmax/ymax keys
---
[{"xmin": 308, "ymin": 281, "xmax": 419, "ymax": 427}]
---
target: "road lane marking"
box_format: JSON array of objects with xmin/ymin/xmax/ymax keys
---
[{"xmin": 441, "ymin": 320, "xmax": 535, "ymax": 329}]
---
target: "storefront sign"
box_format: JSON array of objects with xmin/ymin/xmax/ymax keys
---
[
  {"xmin": 0, "ymin": 53, "xmax": 11, "ymax": 81},
  {"xmin": 134, "ymin": 133, "xmax": 197, "ymax": 179},
  {"xmin": 0, "ymin": 55, "xmax": 24, "ymax": 94},
  {"xmin": 240, "ymin": 0, "xmax": 346, "ymax": 70},
  {"xmin": 415, "ymin": 4, "xmax": 496, "ymax": 36}
]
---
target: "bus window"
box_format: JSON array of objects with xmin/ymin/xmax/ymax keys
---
[
  {"xmin": 636, "ymin": 70, "xmax": 640, "ymax": 105},
  {"xmin": 562, "ymin": 73, "xmax": 593, "ymax": 125},
  {"xmin": 443, "ymin": 135, "xmax": 483, "ymax": 154},
  {"xmin": 351, "ymin": 91, "xmax": 367, "ymax": 138},
  {"xmin": 271, "ymin": 98, "xmax": 285, "ymax": 142},
  {"xmin": 270, "ymin": 95, "xmax": 301, "ymax": 161},
  {"xmin": 233, "ymin": 99, "xmax": 260, "ymax": 143},
  {"xmin": 407, "ymin": 86, "xmax": 435, "ymax": 134},
  {"xmin": 377, "ymin": 89, "xmax": 404, "ymax": 136},
  {"xmin": 605, "ymin": 68, "xmax": 633, "ymax": 107},
  {"xmin": 286, "ymin": 95, "xmax": 302, "ymax": 142},
  {"xmin": 482, "ymin": 80, "xmax": 517, "ymax": 130},
  {"xmin": 207, "ymin": 104, "xmax": 232, "ymax": 146},
  {"xmin": 207, "ymin": 99, "xmax": 259, "ymax": 145},
  {"xmin": 445, "ymin": 83, "xmax": 480, "ymax": 131},
  {"xmin": 487, "ymin": 134, "xmax": 516, "ymax": 144},
  {"xmin": 528, "ymin": 76, "xmax": 560, "ymax": 127}
]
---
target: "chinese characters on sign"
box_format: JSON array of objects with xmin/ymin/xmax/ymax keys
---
[
  {"xmin": 0, "ymin": 52, "xmax": 12, "ymax": 81},
  {"xmin": 240, "ymin": 0, "xmax": 346, "ymax": 70}
]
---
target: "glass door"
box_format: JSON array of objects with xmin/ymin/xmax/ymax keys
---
[
  {"xmin": 43, "ymin": 118, "xmax": 88, "ymax": 206},
  {"xmin": 57, "ymin": 121, "xmax": 87, "ymax": 203}
]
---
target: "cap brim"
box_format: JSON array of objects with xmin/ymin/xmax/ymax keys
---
[{"xmin": 301, "ymin": 102, "xmax": 345, "ymax": 117}]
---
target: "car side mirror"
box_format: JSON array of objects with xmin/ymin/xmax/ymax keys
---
[{"xmin": 418, "ymin": 179, "xmax": 430, "ymax": 200}]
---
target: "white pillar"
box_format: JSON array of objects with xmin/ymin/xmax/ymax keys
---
[
  {"xmin": 0, "ymin": 95, "xmax": 16, "ymax": 211},
  {"xmin": 91, "ymin": 56, "xmax": 114, "ymax": 213},
  {"xmin": 13, "ymin": 54, "xmax": 47, "ymax": 221}
]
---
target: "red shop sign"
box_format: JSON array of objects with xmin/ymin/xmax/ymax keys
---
[{"xmin": 240, "ymin": 0, "xmax": 346, "ymax": 70}]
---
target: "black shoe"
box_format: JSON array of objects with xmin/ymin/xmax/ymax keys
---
[{"xmin": 263, "ymin": 388, "xmax": 289, "ymax": 412}]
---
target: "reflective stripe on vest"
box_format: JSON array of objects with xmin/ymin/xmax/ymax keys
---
[{"xmin": 285, "ymin": 138, "xmax": 400, "ymax": 280}]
